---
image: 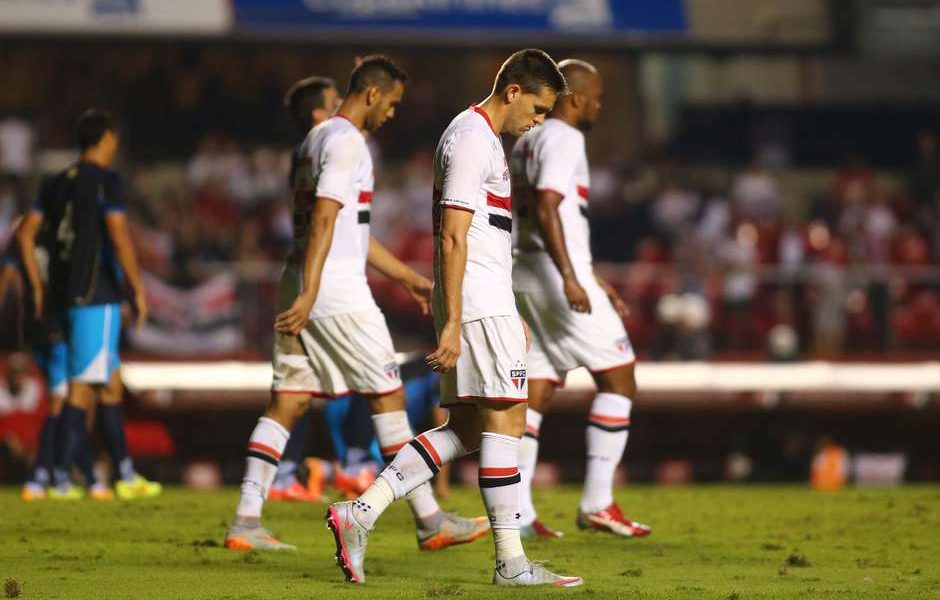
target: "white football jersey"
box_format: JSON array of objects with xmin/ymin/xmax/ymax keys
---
[
  {"xmin": 292, "ymin": 115, "xmax": 377, "ymax": 318},
  {"xmin": 510, "ymin": 118, "xmax": 593, "ymax": 292},
  {"xmin": 432, "ymin": 106, "xmax": 516, "ymax": 323}
]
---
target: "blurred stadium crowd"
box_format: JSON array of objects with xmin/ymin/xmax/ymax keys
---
[{"xmin": 1, "ymin": 46, "xmax": 939, "ymax": 361}]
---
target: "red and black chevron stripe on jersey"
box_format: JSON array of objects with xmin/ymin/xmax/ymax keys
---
[
  {"xmin": 247, "ymin": 441, "xmax": 282, "ymax": 466},
  {"xmin": 487, "ymin": 192, "xmax": 512, "ymax": 232},
  {"xmin": 588, "ymin": 413, "xmax": 631, "ymax": 433},
  {"xmin": 486, "ymin": 192, "xmax": 511, "ymax": 211},
  {"xmin": 479, "ymin": 466, "xmax": 521, "ymax": 488},
  {"xmin": 486, "ymin": 192, "xmax": 512, "ymax": 233},
  {"xmin": 489, "ymin": 214, "xmax": 512, "ymax": 232},
  {"xmin": 524, "ymin": 424, "xmax": 540, "ymax": 440}
]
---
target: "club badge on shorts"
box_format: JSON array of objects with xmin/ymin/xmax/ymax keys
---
[
  {"xmin": 510, "ymin": 364, "xmax": 527, "ymax": 390},
  {"xmin": 616, "ymin": 337, "xmax": 631, "ymax": 355},
  {"xmin": 384, "ymin": 362, "xmax": 400, "ymax": 381}
]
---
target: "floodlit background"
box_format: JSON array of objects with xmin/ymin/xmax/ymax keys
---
[{"xmin": 0, "ymin": 0, "xmax": 938, "ymax": 487}]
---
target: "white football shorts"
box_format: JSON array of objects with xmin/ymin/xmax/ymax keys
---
[
  {"xmin": 437, "ymin": 315, "xmax": 529, "ymax": 406},
  {"xmin": 272, "ymin": 307, "xmax": 402, "ymax": 397},
  {"xmin": 514, "ymin": 279, "xmax": 635, "ymax": 385}
]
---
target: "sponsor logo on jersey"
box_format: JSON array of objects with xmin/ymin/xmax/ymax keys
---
[
  {"xmin": 384, "ymin": 362, "xmax": 400, "ymax": 381},
  {"xmin": 510, "ymin": 368, "xmax": 527, "ymax": 390}
]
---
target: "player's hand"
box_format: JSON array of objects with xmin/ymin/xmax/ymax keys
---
[
  {"xmin": 275, "ymin": 292, "xmax": 315, "ymax": 336},
  {"xmin": 597, "ymin": 276, "xmax": 630, "ymax": 319},
  {"xmin": 520, "ymin": 317, "xmax": 532, "ymax": 352},
  {"xmin": 564, "ymin": 277, "xmax": 592, "ymax": 313},
  {"xmin": 32, "ymin": 287, "xmax": 44, "ymax": 320},
  {"xmin": 132, "ymin": 289, "xmax": 148, "ymax": 331},
  {"xmin": 426, "ymin": 320, "xmax": 461, "ymax": 373},
  {"xmin": 608, "ymin": 291, "xmax": 630, "ymax": 319},
  {"xmin": 404, "ymin": 274, "xmax": 432, "ymax": 316}
]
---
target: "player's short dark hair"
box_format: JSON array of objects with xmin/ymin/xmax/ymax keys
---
[
  {"xmin": 76, "ymin": 109, "xmax": 115, "ymax": 150},
  {"xmin": 494, "ymin": 49, "xmax": 567, "ymax": 96},
  {"xmin": 284, "ymin": 76, "xmax": 337, "ymax": 130},
  {"xmin": 347, "ymin": 55, "xmax": 408, "ymax": 95}
]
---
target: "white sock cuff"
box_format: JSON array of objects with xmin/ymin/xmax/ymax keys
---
[
  {"xmin": 591, "ymin": 393, "xmax": 632, "ymax": 418},
  {"xmin": 371, "ymin": 410, "xmax": 410, "ymax": 432},
  {"xmin": 257, "ymin": 416, "xmax": 290, "ymax": 441},
  {"xmin": 372, "ymin": 410, "xmax": 414, "ymax": 460},
  {"xmin": 480, "ymin": 431, "xmax": 521, "ymax": 447}
]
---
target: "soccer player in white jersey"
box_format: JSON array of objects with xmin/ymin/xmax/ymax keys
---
[
  {"xmin": 328, "ymin": 49, "xmax": 582, "ymax": 587},
  {"xmin": 510, "ymin": 60, "xmax": 651, "ymax": 539},
  {"xmin": 225, "ymin": 56, "xmax": 488, "ymax": 552}
]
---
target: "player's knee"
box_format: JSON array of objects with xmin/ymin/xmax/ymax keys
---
[
  {"xmin": 445, "ymin": 404, "xmax": 483, "ymax": 451},
  {"xmin": 596, "ymin": 366, "xmax": 637, "ymax": 398},
  {"xmin": 267, "ymin": 392, "xmax": 309, "ymax": 427},
  {"xmin": 98, "ymin": 369, "xmax": 123, "ymax": 405},
  {"xmin": 480, "ymin": 401, "xmax": 527, "ymax": 438},
  {"xmin": 48, "ymin": 395, "xmax": 67, "ymax": 415},
  {"xmin": 368, "ymin": 389, "xmax": 406, "ymax": 415},
  {"xmin": 68, "ymin": 381, "xmax": 96, "ymax": 410},
  {"xmin": 527, "ymin": 381, "xmax": 555, "ymax": 413},
  {"xmin": 454, "ymin": 427, "xmax": 481, "ymax": 453}
]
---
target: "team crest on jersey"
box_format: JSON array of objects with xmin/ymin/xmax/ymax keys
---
[
  {"xmin": 384, "ymin": 362, "xmax": 400, "ymax": 381},
  {"xmin": 616, "ymin": 337, "xmax": 632, "ymax": 355},
  {"xmin": 510, "ymin": 367, "xmax": 527, "ymax": 390}
]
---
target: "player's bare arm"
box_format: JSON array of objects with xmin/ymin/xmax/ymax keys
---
[
  {"xmin": 426, "ymin": 207, "xmax": 472, "ymax": 373},
  {"xmin": 275, "ymin": 197, "xmax": 341, "ymax": 335},
  {"xmin": 533, "ymin": 188, "xmax": 591, "ymax": 313},
  {"xmin": 594, "ymin": 271, "xmax": 629, "ymax": 319},
  {"xmin": 105, "ymin": 211, "xmax": 148, "ymax": 330},
  {"xmin": 14, "ymin": 212, "xmax": 45, "ymax": 320},
  {"xmin": 366, "ymin": 236, "xmax": 431, "ymax": 315}
]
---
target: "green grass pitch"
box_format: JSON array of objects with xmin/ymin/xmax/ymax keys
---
[{"xmin": 2, "ymin": 485, "xmax": 938, "ymax": 599}]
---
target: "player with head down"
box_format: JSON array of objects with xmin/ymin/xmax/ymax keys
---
[
  {"xmin": 266, "ymin": 75, "xmax": 341, "ymax": 503},
  {"xmin": 328, "ymin": 49, "xmax": 583, "ymax": 587},
  {"xmin": 225, "ymin": 56, "xmax": 488, "ymax": 552},
  {"xmin": 510, "ymin": 59, "xmax": 651, "ymax": 539}
]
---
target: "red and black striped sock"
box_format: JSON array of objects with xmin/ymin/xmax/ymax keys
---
[
  {"xmin": 479, "ymin": 432, "xmax": 525, "ymax": 561},
  {"xmin": 356, "ymin": 425, "xmax": 467, "ymax": 530},
  {"xmin": 518, "ymin": 408, "xmax": 543, "ymax": 526},
  {"xmin": 235, "ymin": 417, "xmax": 289, "ymax": 522},
  {"xmin": 582, "ymin": 393, "xmax": 632, "ymax": 513},
  {"xmin": 372, "ymin": 411, "xmax": 441, "ymax": 522}
]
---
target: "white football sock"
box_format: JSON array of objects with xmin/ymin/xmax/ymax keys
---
[
  {"xmin": 479, "ymin": 432, "xmax": 525, "ymax": 561},
  {"xmin": 581, "ymin": 393, "xmax": 632, "ymax": 513},
  {"xmin": 355, "ymin": 425, "xmax": 467, "ymax": 530},
  {"xmin": 372, "ymin": 410, "xmax": 441, "ymax": 521},
  {"xmin": 518, "ymin": 408, "xmax": 543, "ymax": 526},
  {"xmin": 236, "ymin": 417, "xmax": 290, "ymax": 520}
]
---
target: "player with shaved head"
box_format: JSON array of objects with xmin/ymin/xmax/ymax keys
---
[{"xmin": 510, "ymin": 59, "xmax": 652, "ymax": 539}]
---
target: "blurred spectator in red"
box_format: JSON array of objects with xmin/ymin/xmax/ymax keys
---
[{"xmin": 0, "ymin": 353, "xmax": 44, "ymax": 459}]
